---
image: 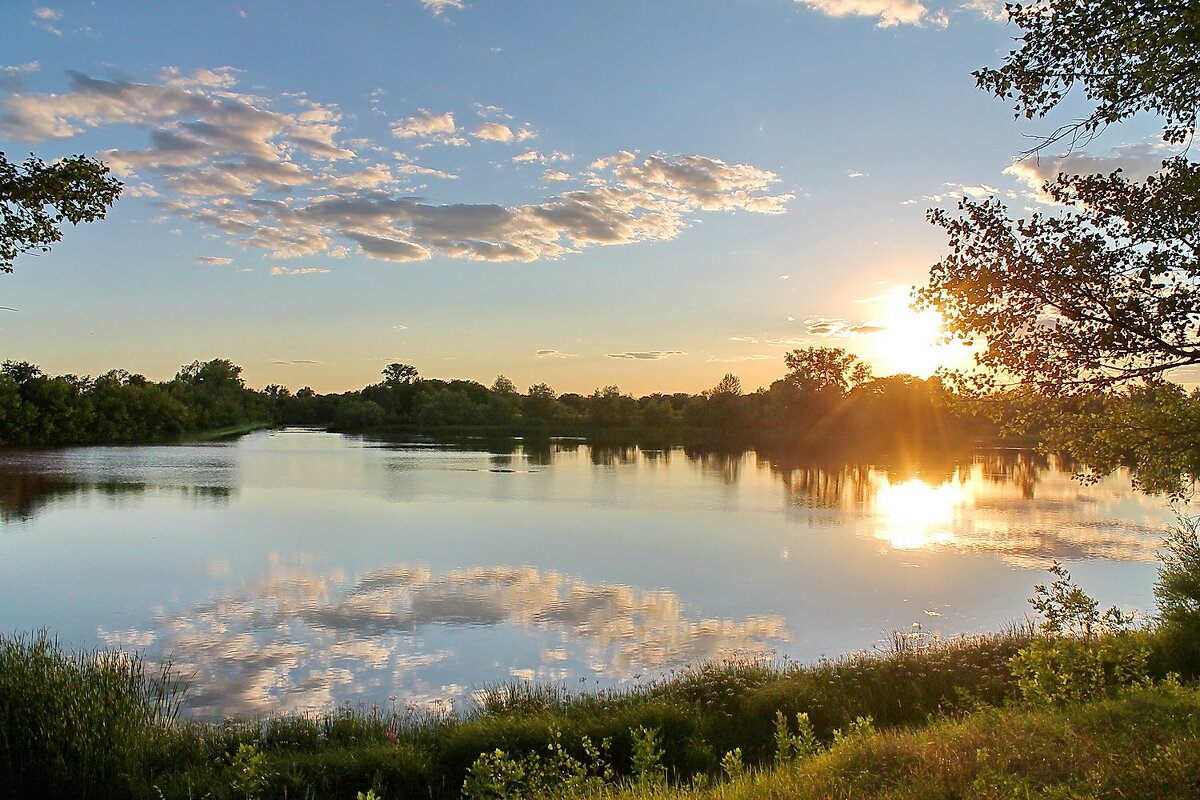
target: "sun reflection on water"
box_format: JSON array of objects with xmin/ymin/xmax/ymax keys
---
[{"xmin": 870, "ymin": 474, "xmax": 970, "ymax": 550}]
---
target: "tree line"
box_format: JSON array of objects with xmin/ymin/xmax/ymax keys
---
[{"xmin": 0, "ymin": 347, "xmax": 993, "ymax": 451}]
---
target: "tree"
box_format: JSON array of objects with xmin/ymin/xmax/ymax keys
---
[
  {"xmin": 783, "ymin": 347, "xmax": 871, "ymax": 394},
  {"xmin": 1, "ymin": 152, "xmax": 122, "ymax": 272},
  {"xmin": 975, "ymin": 0, "xmax": 1200, "ymax": 148},
  {"xmin": 707, "ymin": 373, "xmax": 742, "ymax": 397},
  {"xmin": 381, "ymin": 363, "xmax": 419, "ymax": 386},
  {"xmin": 919, "ymin": 158, "xmax": 1200, "ymax": 393}
]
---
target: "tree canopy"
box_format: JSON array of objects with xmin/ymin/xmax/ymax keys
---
[
  {"xmin": 920, "ymin": 157, "xmax": 1200, "ymax": 393},
  {"xmin": 1, "ymin": 152, "xmax": 122, "ymax": 273},
  {"xmin": 976, "ymin": 0, "xmax": 1200, "ymax": 148}
]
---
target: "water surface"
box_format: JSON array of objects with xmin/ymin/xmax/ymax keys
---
[{"xmin": 0, "ymin": 429, "xmax": 1174, "ymax": 717}]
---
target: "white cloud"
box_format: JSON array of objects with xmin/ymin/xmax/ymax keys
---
[
  {"xmin": 393, "ymin": 162, "xmax": 458, "ymax": 179},
  {"xmin": 804, "ymin": 316, "xmax": 886, "ymax": 337},
  {"xmin": 271, "ymin": 359, "xmax": 324, "ymax": 365},
  {"xmin": 472, "ymin": 122, "xmax": 514, "ymax": 143},
  {"xmin": 195, "ymin": 256, "xmax": 233, "ymax": 264},
  {"xmin": 846, "ymin": 170, "xmax": 867, "ymax": 178},
  {"xmin": 707, "ymin": 354, "xmax": 775, "ymax": 363},
  {"xmin": 957, "ymin": 0, "xmax": 1006, "ymax": 21},
  {"xmin": 589, "ymin": 151, "xmax": 638, "ymax": 171},
  {"xmin": 535, "ymin": 349, "xmax": 577, "ymax": 358},
  {"xmin": 543, "ymin": 170, "xmax": 570, "ymax": 182},
  {"xmin": 605, "ymin": 350, "xmax": 686, "ymax": 360},
  {"xmin": 268, "ymin": 266, "xmax": 331, "ymax": 275},
  {"xmin": 392, "ymin": 110, "xmax": 456, "ymax": 139},
  {"xmin": 393, "ymin": 324, "xmax": 408, "ymax": 330},
  {"xmin": 32, "ymin": 7, "xmax": 62, "ymax": 35},
  {"xmin": 421, "ymin": 0, "xmax": 464, "ymax": 14},
  {"xmin": 794, "ymin": 0, "xmax": 943, "ymax": 27},
  {"xmin": 513, "ymin": 150, "xmax": 572, "ymax": 165},
  {"xmin": 2, "ymin": 70, "xmax": 791, "ymax": 265},
  {"xmin": 1003, "ymin": 142, "xmax": 1174, "ymax": 204},
  {"xmin": 922, "ymin": 181, "xmax": 1000, "ymax": 203}
]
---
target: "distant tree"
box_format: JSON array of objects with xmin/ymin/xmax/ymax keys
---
[
  {"xmin": 522, "ymin": 382, "xmax": 559, "ymax": 424},
  {"xmin": 708, "ymin": 373, "xmax": 743, "ymax": 396},
  {"xmin": 491, "ymin": 374, "xmax": 517, "ymax": 395},
  {"xmin": 381, "ymin": 363, "xmax": 419, "ymax": 387},
  {"xmin": 783, "ymin": 347, "xmax": 871, "ymax": 394},
  {"xmin": 975, "ymin": 0, "xmax": 1200, "ymax": 148},
  {"xmin": 1, "ymin": 152, "xmax": 122, "ymax": 272}
]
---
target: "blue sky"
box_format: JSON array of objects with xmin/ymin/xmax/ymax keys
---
[{"xmin": 0, "ymin": 0, "xmax": 1173, "ymax": 394}]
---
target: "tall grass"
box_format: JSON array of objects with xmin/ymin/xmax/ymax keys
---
[
  {"xmin": 0, "ymin": 631, "xmax": 185, "ymax": 799},
  {"xmin": 590, "ymin": 683, "xmax": 1200, "ymax": 800}
]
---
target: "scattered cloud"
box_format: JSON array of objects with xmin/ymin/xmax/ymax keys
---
[
  {"xmin": 392, "ymin": 161, "xmax": 458, "ymax": 179},
  {"xmin": 0, "ymin": 69, "xmax": 790, "ymax": 265},
  {"xmin": 957, "ymin": 0, "xmax": 1007, "ymax": 21},
  {"xmin": 393, "ymin": 324, "xmax": 408, "ymax": 330},
  {"xmin": 1004, "ymin": 142, "xmax": 1174, "ymax": 204},
  {"xmin": 920, "ymin": 181, "xmax": 1000, "ymax": 203},
  {"xmin": 605, "ymin": 350, "xmax": 686, "ymax": 360},
  {"xmin": 804, "ymin": 316, "xmax": 886, "ymax": 338},
  {"xmin": 793, "ymin": 0, "xmax": 945, "ymax": 28},
  {"xmin": 421, "ymin": 0, "xmax": 464, "ymax": 14},
  {"xmin": 271, "ymin": 359, "xmax": 324, "ymax": 365},
  {"xmin": 32, "ymin": 7, "xmax": 62, "ymax": 35},
  {"xmin": 543, "ymin": 169, "xmax": 570, "ymax": 182},
  {"xmin": 846, "ymin": 170, "xmax": 867, "ymax": 178},
  {"xmin": 472, "ymin": 122, "xmax": 514, "ymax": 143},
  {"xmin": 268, "ymin": 266, "xmax": 331, "ymax": 275},
  {"xmin": 535, "ymin": 349, "xmax": 577, "ymax": 358},
  {"xmin": 589, "ymin": 151, "xmax": 638, "ymax": 171},
  {"xmin": 392, "ymin": 110, "xmax": 457, "ymax": 139},
  {"xmin": 0, "ymin": 62, "xmax": 40, "ymax": 92},
  {"xmin": 194, "ymin": 256, "xmax": 233, "ymax": 264},
  {"xmin": 707, "ymin": 354, "xmax": 776, "ymax": 363},
  {"xmin": 472, "ymin": 121, "xmax": 535, "ymax": 143},
  {"xmin": 513, "ymin": 150, "xmax": 571, "ymax": 164}
]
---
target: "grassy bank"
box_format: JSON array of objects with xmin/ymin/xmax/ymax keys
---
[
  {"xmin": 4, "ymin": 624, "xmax": 1191, "ymax": 800},
  {"xmin": 595, "ymin": 683, "xmax": 1200, "ymax": 800}
]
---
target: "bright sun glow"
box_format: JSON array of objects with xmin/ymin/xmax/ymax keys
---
[
  {"xmin": 864, "ymin": 287, "xmax": 973, "ymax": 378},
  {"xmin": 871, "ymin": 474, "xmax": 971, "ymax": 550}
]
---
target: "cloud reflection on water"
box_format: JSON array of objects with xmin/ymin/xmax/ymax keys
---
[{"xmin": 101, "ymin": 557, "xmax": 788, "ymax": 719}]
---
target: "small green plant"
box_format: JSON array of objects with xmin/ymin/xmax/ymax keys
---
[
  {"xmin": 228, "ymin": 742, "xmax": 270, "ymax": 799},
  {"xmin": 461, "ymin": 726, "xmax": 615, "ymax": 800},
  {"xmin": 832, "ymin": 715, "xmax": 876, "ymax": 746},
  {"xmin": 1010, "ymin": 635, "xmax": 1150, "ymax": 705},
  {"xmin": 773, "ymin": 710, "xmax": 821, "ymax": 763},
  {"xmin": 1029, "ymin": 561, "xmax": 1131, "ymax": 637},
  {"xmin": 720, "ymin": 747, "xmax": 744, "ymax": 779},
  {"xmin": 357, "ymin": 791, "xmax": 382, "ymax": 800},
  {"xmin": 630, "ymin": 725, "xmax": 666, "ymax": 787}
]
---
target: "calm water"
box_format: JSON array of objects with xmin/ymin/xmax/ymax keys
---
[{"xmin": 0, "ymin": 429, "xmax": 1176, "ymax": 718}]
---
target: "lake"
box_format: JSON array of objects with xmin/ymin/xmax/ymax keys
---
[{"xmin": 0, "ymin": 428, "xmax": 1176, "ymax": 719}]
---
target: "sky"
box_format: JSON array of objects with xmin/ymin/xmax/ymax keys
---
[{"xmin": 0, "ymin": 0, "xmax": 1175, "ymax": 395}]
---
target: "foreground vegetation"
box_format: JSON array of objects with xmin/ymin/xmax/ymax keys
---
[{"xmin": 3, "ymin": 517, "xmax": 1199, "ymax": 800}]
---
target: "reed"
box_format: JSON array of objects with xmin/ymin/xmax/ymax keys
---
[{"xmin": 0, "ymin": 630, "xmax": 185, "ymax": 799}]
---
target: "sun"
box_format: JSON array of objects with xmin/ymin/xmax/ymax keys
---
[{"xmin": 862, "ymin": 287, "xmax": 972, "ymax": 378}]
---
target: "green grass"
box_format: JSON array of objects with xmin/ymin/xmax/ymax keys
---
[
  {"xmin": 594, "ymin": 684, "xmax": 1200, "ymax": 800},
  {"xmin": 0, "ymin": 631, "xmax": 185, "ymax": 800}
]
